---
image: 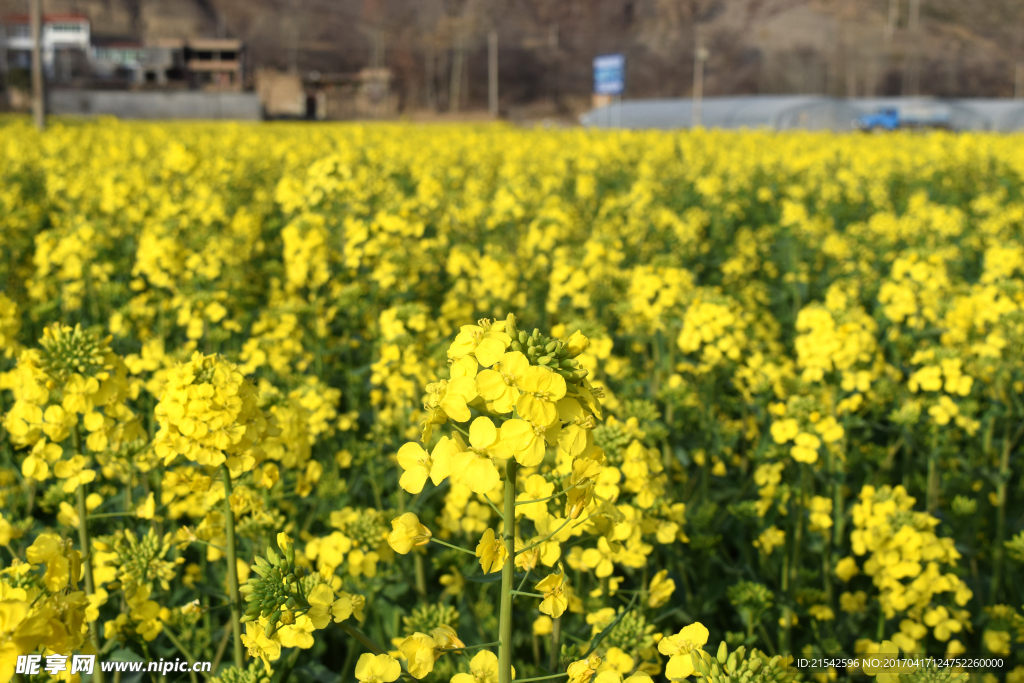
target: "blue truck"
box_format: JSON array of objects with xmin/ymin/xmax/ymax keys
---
[{"xmin": 855, "ymin": 106, "xmax": 952, "ymax": 131}]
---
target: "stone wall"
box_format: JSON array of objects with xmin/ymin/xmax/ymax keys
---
[{"xmin": 48, "ymin": 89, "xmax": 262, "ymax": 119}]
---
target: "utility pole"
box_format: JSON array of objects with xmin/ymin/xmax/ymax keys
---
[
  {"xmin": 884, "ymin": 0, "xmax": 898, "ymax": 44},
  {"xmin": 908, "ymin": 0, "xmax": 920, "ymax": 36},
  {"xmin": 904, "ymin": 0, "xmax": 921, "ymax": 95},
  {"xmin": 288, "ymin": 21, "xmax": 298, "ymax": 72},
  {"xmin": 30, "ymin": 0, "xmax": 45, "ymax": 131},
  {"xmin": 373, "ymin": 29, "xmax": 384, "ymax": 69},
  {"xmin": 488, "ymin": 30, "xmax": 498, "ymax": 117},
  {"xmin": 0, "ymin": 18, "xmax": 8, "ymax": 108},
  {"xmin": 1016, "ymin": 63, "xmax": 1024, "ymax": 99},
  {"xmin": 450, "ymin": 26, "xmax": 463, "ymax": 113},
  {"xmin": 692, "ymin": 41, "xmax": 708, "ymax": 127},
  {"xmin": 425, "ymin": 42, "xmax": 436, "ymax": 111}
]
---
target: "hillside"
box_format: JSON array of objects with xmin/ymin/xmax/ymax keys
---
[{"xmin": 3, "ymin": 0, "xmax": 1021, "ymax": 112}]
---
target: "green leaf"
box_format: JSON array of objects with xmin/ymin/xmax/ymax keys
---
[
  {"xmin": 108, "ymin": 648, "xmax": 144, "ymax": 663},
  {"xmin": 382, "ymin": 582, "xmax": 410, "ymax": 599},
  {"xmin": 464, "ymin": 571, "xmax": 505, "ymax": 583}
]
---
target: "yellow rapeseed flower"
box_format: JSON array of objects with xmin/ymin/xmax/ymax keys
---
[
  {"xmin": 387, "ymin": 513, "xmax": 432, "ymax": 554},
  {"xmin": 475, "ymin": 528, "xmax": 508, "ymax": 574}
]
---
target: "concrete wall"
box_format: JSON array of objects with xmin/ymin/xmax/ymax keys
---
[
  {"xmin": 582, "ymin": 96, "xmax": 1024, "ymax": 132},
  {"xmin": 48, "ymin": 89, "xmax": 262, "ymax": 119}
]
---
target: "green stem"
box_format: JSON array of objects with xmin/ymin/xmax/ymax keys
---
[
  {"xmin": 516, "ymin": 569, "xmax": 532, "ymax": 593},
  {"xmin": 274, "ymin": 646, "xmax": 301, "ymax": 683},
  {"xmin": 430, "ymin": 538, "xmax": 476, "ymax": 555},
  {"xmin": 125, "ymin": 465, "xmax": 133, "ymax": 512},
  {"xmin": 509, "ymin": 590, "xmax": 545, "ymax": 598},
  {"xmin": 499, "ymin": 459, "xmax": 517, "ymax": 683},
  {"xmin": 338, "ymin": 621, "xmax": 388, "ymax": 654},
  {"xmin": 550, "ymin": 616, "xmax": 561, "ymax": 671},
  {"xmin": 210, "ymin": 623, "xmax": 232, "ymax": 673},
  {"xmin": 640, "ymin": 565, "xmax": 648, "ymax": 609},
  {"xmin": 515, "ymin": 675, "xmax": 567, "ymax": 682},
  {"xmin": 784, "ymin": 465, "xmax": 808, "ymax": 655},
  {"xmin": 515, "ymin": 488, "xmax": 573, "ymax": 507},
  {"xmin": 484, "ymin": 495, "xmax": 505, "ymax": 521},
  {"xmin": 86, "ymin": 512, "xmax": 136, "ymax": 519},
  {"xmin": 75, "ymin": 489, "xmax": 96, "ymax": 595},
  {"xmin": 163, "ymin": 624, "xmax": 204, "ymax": 683},
  {"xmin": 562, "ymin": 632, "xmax": 587, "ymax": 646},
  {"xmin": 366, "ymin": 452, "xmax": 384, "ymax": 511},
  {"xmin": 414, "ymin": 553, "xmax": 427, "ymax": 597},
  {"xmin": 73, "ymin": 426, "xmax": 105, "ymax": 683},
  {"xmin": 926, "ymin": 444, "xmax": 939, "ymax": 514},
  {"xmin": 517, "ymin": 517, "xmax": 573, "ymax": 555},
  {"xmin": 201, "ymin": 555, "xmax": 212, "ymax": 659},
  {"xmin": 990, "ymin": 426, "xmax": 1014, "ymax": 603},
  {"xmin": 336, "ymin": 640, "xmax": 357, "ymax": 683},
  {"xmin": 193, "ymin": 539, "xmax": 228, "ymax": 553},
  {"xmin": 221, "ymin": 466, "xmax": 244, "ymax": 669},
  {"xmin": 437, "ymin": 642, "xmax": 500, "ymax": 652},
  {"xmin": 757, "ymin": 623, "xmax": 776, "ymax": 656},
  {"xmin": 779, "ymin": 548, "xmax": 790, "ymax": 655}
]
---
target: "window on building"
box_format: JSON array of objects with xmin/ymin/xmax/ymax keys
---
[
  {"xmin": 50, "ymin": 22, "xmax": 84, "ymax": 32},
  {"xmin": 7, "ymin": 25, "xmax": 30, "ymax": 38}
]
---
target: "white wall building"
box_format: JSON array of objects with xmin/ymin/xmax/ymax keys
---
[{"xmin": 2, "ymin": 13, "xmax": 90, "ymax": 79}]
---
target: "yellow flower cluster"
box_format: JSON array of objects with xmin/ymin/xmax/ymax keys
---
[
  {"xmin": 153, "ymin": 352, "xmax": 272, "ymax": 475},
  {"xmin": 3, "ymin": 325, "xmax": 140, "ymax": 485},
  {"xmin": 0, "ymin": 534, "xmax": 92, "ymax": 681},
  {"xmin": 848, "ymin": 485, "xmax": 972, "ymax": 653}
]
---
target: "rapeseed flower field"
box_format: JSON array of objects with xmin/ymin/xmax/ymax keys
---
[{"xmin": 0, "ymin": 117, "xmax": 1022, "ymax": 683}]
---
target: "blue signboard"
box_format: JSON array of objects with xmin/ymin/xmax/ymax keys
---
[{"xmin": 593, "ymin": 54, "xmax": 625, "ymax": 95}]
